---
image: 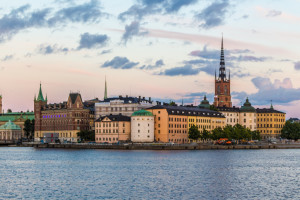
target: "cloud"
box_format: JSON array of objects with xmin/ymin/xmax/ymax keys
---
[
  {"xmin": 294, "ymin": 62, "xmax": 300, "ymax": 70},
  {"xmin": 101, "ymin": 56, "xmax": 139, "ymax": 69},
  {"xmin": 100, "ymin": 49, "xmax": 112, "ymax": 55},
  {"xmin": 140, "ymin": 59, "xmax": 165, "ymax": 70},
  {"xmin": 0, "ymin": 1, "xmax": 105, "ymax": 43},
  {"xmin": 189, "ymin": 46, "xmax": 271, "ymax": 62},
  {"xmin": 118, "ymin": 0, "xmax": 198, "ymax": 21},
  {"xmin": 195, "ymin": 0, "xmax": 230, "ymax": 29},
  {"xmin": 77, "ymin": 32, "xmax": 108, "ymax": 49},
  {"xmin": 122, "ymin": 21, "xmax": 148, "ymax": 44},
  {"xmin": 37, "ymin": 44, "xmax": 69, "ymax": 55},
  {"xmin": 158, "ymin": 64, "xmax": 200, "ymax": 76},
  {"xmin": 1, "ymin": 55, "xmax": 14, "ymax": 61},
  {"xmin": 266, "ymin": 9, "xmax": 282, "ymax": 17},
  {"xmin": 233, "ymin": 77, "xmax": 300, "ymax": 105}
]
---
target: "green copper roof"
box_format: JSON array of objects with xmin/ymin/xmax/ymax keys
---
[
  {"xmin": 0, "ymin": 112, "xmax": 34, "ymax": 122},
  {"xmin": 0, "ymin": 120, "xmax": 21, "ymax": 130},
  {"xmin": 132, "ymin": 110, "xmax": 153, "ymax": 116},
  {"xmin": 240, "ymin": 98, "xmax": 256, "ymax": 112},
  {"xmin": 36, "ymin": 83, "xmax": 46, "ymax": 102},
  {"xmin": 198, "ymin": 95, "xmax": 210, "ymax": 109}
]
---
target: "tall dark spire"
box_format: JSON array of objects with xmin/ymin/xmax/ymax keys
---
[
  {"xmin": 104, "ymin": 76, "xmax": 107, "ymax": 100},
  {"xmin": 219, "ymin": 34, "xmax": 226, "ymax": 81}
]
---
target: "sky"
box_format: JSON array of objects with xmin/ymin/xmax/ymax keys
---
[{"xmin": 0, "ymin": 0, "xmax": 300, "ymax": 119}]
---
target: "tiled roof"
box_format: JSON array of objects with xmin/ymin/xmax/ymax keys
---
[
  {"xmin": 0, "ymin": 112, "xmax": 34, "ymax": 121},
  {"xmin": 256, "ymin": 108, "xmax": 285, "ymax": 114},
  {"xmin": 147, "ymin": 105, "xmax": 225, "ymax": 118},
  {"xmin": 96, "ymin": 114, "xmax": 131, "ymax": 122}
]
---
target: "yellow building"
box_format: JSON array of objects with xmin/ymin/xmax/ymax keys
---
[
  {"xmin": 146, "ymin": 105, "xmax": 226, "ymax": 144},
  {"xmin": 256, "ymin": 106, "xmax": 286, "ymax": 139},
  {"xmin": 95, "ymin": 114, "xmax": 131, "ymax": 143}
]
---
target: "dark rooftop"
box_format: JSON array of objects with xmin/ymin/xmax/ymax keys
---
[
  {"xmin": 96, "ymin": 114, "xmax": 131, "ymax": 122},
  {"xmin": 147, "ymin": 105, "xmax": 225, "ymax": 118},
  {"xmin": 256, "ymin": 108, "xmax": 285, "ymax": 114}
]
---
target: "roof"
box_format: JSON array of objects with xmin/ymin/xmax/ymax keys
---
[
  {"xmin": 256, "ymin": 108, "xmax": 285, "ymax": 114},
  {"xmin": 147, "ymin": 105, "xmax": 225, "ymax": 118},
  {"xmin": 36, "ymin": 83, "xmax": 46, "ymax": 102},
  {"xmin": 0, "ymin": 120, "xmax": 21, "ymax": 130},
  {"xmin": 69, "ymin": 93, "xmax": 81, "ymax": 104},
  {"xmin": 100, "ymin": 96, "xmax": 152, "ymax": 104},
  {"xmin": 96, "ymin": 114, "xmax": 131, "ymax": 122},
  {"xmin": 132, "ymin": 110, "xmax": 153, "ymax": 116},
  {"xmin": 217, "ymin": 106, "xmax": 240, "ymax": 112},
  {"xmin": 0, "ymin": 112, "xmax": 34, "ymax": 122},
  {"xmin": 240, "ymin": 98, "xmax": 256, "ymax": 112},
  {"xmin": 198, "ymin": 96, "xmax": 210, "ymax": 109}
]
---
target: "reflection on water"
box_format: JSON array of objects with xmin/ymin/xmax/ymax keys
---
[{"xmin": 0, "ymin": 148, "xmax": 299, "ymax": 199}]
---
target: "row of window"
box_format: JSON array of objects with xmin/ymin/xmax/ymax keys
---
[
  {"xmin": 257, "ymin": 124, "xmax": 283, "ymax": 128},
  {"xmin": 96, "ymin": 137, "xmax": 119, "ymax": 141},
  {"xmin": 96, "ymin": 129, "xmax": 126, "ymax": 134},
  {"xmin": 257, "ymin": 118, "xmax": 285, "ymax": 122}
]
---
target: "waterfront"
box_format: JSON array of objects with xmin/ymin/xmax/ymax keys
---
[{"xmin": 0, "ymin": 148, "xmax": 299, "ymax": 199}]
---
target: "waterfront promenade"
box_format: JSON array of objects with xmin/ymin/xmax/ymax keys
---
[{"xmin": 14, "ymin": 142, "xmax": 300, "ymax": 150}]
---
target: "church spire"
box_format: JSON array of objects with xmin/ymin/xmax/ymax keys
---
[
  {"xmin": 219, "ymin": 34, "xmax": 226, "ymax": 81},
  {"xmin": 104, "ymin": 76, "xmax": 107, "ymax": 100},
  {"xmin": 36, "ymin": 82, "xmax": 45, "ymax": 102}
]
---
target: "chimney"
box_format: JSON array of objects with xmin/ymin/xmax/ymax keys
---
[
  {"xmin": 126, "ymin": 95, "xmax": 128, "ymax": 98},
  {"xmin": 149, "ymin": 97, "xmax": 151, "ymax": 102},
  {"xmin": 119, "ymin": 95, "xmax": 122, "ymax": 98},
  {"xmin": 143, "ymin": 97, "xmax": 145, "ymax": 100}
]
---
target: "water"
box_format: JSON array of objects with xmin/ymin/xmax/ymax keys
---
[{"xmin": 0, "ymin": 148, "xmax": 299, "ymax": 200}]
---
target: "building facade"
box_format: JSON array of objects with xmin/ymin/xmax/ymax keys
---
[
  {"xmin": 0, "ymin": 111, "xmax": 34, "ymax": 138},
  {"xmin": 34, "ymin": 84, "xmax": 91, "ymax": 142},
  {"xmin": 95, "ymin": 114, "xmax": 131, "ymax": 143},
  {"xmin": 0, "ymin": 95, "xmax": 2, "ymax": 114},
  {"xmin": 256, "ymin": 105, "xmax": 286, "ymax": 139},
  {"xmin": 95, "ymin": 96, "xmax": 155, "ymax": 119},
  {"xmin": 146, "ymin": 105, "xmax": 226, "ymax": 144},
  {"xmin": 131, "ymin": 110, "xmax": 155, "ymax": 143},
  {"xmin": 213, "ymin": 37, "xmax": 232, "ymax": 108},
  {"xmin": 0, "ymin": 120, "xmax": 22, "ymax": 142},
  {"xmin": 218, "ymin": 98, "xmax": 257, "ymax": 131}
]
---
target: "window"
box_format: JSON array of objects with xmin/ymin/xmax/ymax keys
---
[{"xmin": 158, "ymin": 117, "xmax": 160, "ymax": 121}]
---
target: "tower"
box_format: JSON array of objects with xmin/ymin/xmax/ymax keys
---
[
  {"xmin": 0, "ymin": 95, "xmax": 2, "ymax": 114},
  {"xmin": 104, "ymin": 76, "xmax": 108, "ymax": 100},
  {"xmin": 34, "ymin": 83, "xmax": 47, "ymax": 140},
  {"xmin": 213, "ymin": 36, "xmax": 232, "ymax": 108}
]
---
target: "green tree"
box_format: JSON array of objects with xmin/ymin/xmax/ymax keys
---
[
  {"xmin": 209, "ymin": 105, "xmax": 218, "ymax": 111},
  {"xmin": 23, "ymin": 119, "xmax": 35, "ymax": 139},
  {"xmin": 251, "ymin": 130, "xmax": 261, "ymax": 140},
  {"xmin": 77, "ymin": 130, "xmax": 95, "ymax": 142},
  {"xmin": 7, "ymin": 109, "xmax": 12, "ymax": 113},
  {"xmin": 201, "ymin": 128, "xmax": 210, "ymax": 141},
  {"xmin": 169, "ymin": 101, "xmax": 176, "ymax": 106},
  {"xmin": 281, "ymin": 121, "xmax": 300, "ymax": 140},
  {"xmin": 188, "ymin": 125, "xmax": 200, "ymax": 140}
]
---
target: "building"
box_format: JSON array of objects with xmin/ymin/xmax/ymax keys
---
[
  {"xmin": 95, "ymin": 96, "xmax": 155, "ymax": 119},
  {"xmin": 0, "ymin": 111, "xmax": 34, "ymax": 138},
  {"xmin": 34, "ymin": 84, "xmax": 92, "ymax": 142},
  {"xmin": 218, "ymin": 98, "xmax": 257, "ymax": 131},
  {"xmin": 131, "ymin": 110, "xmax": 155, "ymax": 143},
  {"xmin": 256, "ymin": 104, "xmax": 286, "ymax": 139},
  {"xmin": 0, "ymin": 95, "xmax": 2, "ymax": 114},
  {"xmin": 146, "ymin": 105, "xmax": 226, "ymax": 144},
  {"xmin": 0, "ymin": 120, "xmax": 22, "ymax": 142},
  {"xmin": 95, "ymin": 114, "xmax": 131, "ymax": 143},
  {"xmin": 213, "ymin": 37, "xmax": 232, "ymax": 108}
]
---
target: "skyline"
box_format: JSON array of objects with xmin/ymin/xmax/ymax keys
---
[{"xmin": 0, "ymin": 0, "xmax": 300, "ymax": 118}]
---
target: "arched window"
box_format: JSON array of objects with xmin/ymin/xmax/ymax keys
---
[
  {"xmin": 217, "ymin": 85, "xmax": 221, "ymax": 94},
  {"xmin": 224, "ymin": 85, "xmax": 228, "ymax": 95}
]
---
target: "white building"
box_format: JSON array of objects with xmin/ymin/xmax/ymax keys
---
[
  {"xmin": 131, "ymin": 110, "xmax": 154, "ymax": 143},
  {"xmin": 95, "ymin": 96, "xmax": 156, "ymax": 119}
]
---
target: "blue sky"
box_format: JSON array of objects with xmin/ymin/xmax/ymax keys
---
[{"xmin": 0, "ymin": 0, "xmax": 300, "ymax": 118}]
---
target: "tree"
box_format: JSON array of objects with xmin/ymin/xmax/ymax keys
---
[
  {"xmin": 77, "ymin": 130, "xmax": 95, "ymax": 142},
  {"xmin": 188, "ymin": 125, "xmax": 200, "ymax": 140},
  {"xmin": 202, "ymin": 128, "xmax": 210, "ymax": 141},
  {"xmin": 7, "ymin": 109, "xmax": 12, "ymax": 113},
  {"xmin": 169, "ymin": 101, "xmax": 176, "ymax": 106},
  {"xmin": 281, "ymin": 121, "xmax": 300, "ymax": 140},
  {"xmin": 251, "ymin": 130, "xmax": 261, "ymax": 140},
  {"xmin": 23, "ymin": 119, "xmax": 35, "ymax": 139},
  {"xmin": 209, "ymin": 105, "xmax": 218, "ymax": 111}
]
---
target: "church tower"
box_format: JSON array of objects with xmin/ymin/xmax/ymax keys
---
[
  {"xmin": 34, "ymin": 83, "xmax": 47, "ymax": 140},
  {"xmin": 213, "ymin": 36, "xmax": 232, "ymax": 108}
]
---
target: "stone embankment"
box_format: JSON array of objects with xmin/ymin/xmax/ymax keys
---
[{"xmin": 16, "ymin": 143, "xmax": 300, "ymax": 150}]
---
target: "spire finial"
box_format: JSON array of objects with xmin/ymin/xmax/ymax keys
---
[
  {"xmin": 219, "ymin": 34, "xmax": 226, "ymax": 80},
  {"xmin": 104, "ymin": 76, "xmax": 108, "ymax": 100},
  {"xmin": 270, "ymin": 100, "xmax": 273, "ymax": 109}
]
